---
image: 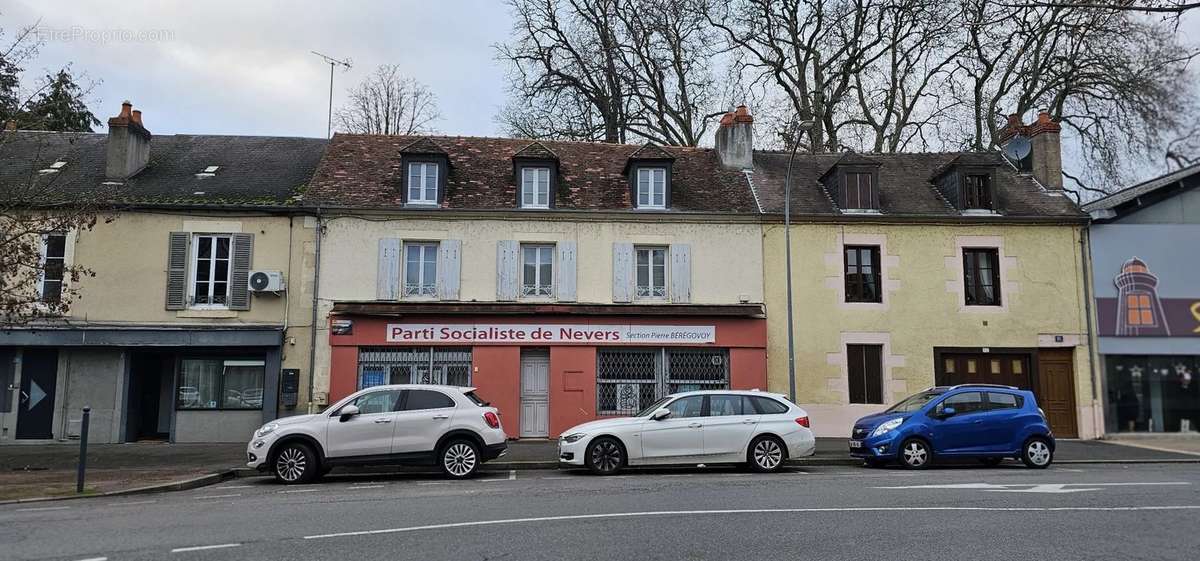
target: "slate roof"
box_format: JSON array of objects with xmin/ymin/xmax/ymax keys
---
[
  {"xmin": 752, "ymin": 150, "xmax": 1084, "ymax": 219},
  {"xmin": 307, "ymin": 134, "xmax": 758, "ymax": 212},
  {"xmin": 0, "ymin": 130, "xmax": 327, "ymax": 206}
]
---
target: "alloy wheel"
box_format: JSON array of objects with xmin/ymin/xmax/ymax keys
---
[
  {"xmin": 1027, "ymin": 440, "xmax": 1051, "ymax": 466},
  {"xmin": 591, "ymin": 439, "xmax": 622, "ymax": 473},
  {"xmin": 275, "ymin": 447, "xmax": 307, "ymax": 482},
  {"xmin": 443, "ymin": 442, "xmax": 478, "ymax": 477},
  {"xmin": 753, "ymin": 439, "xmax": 783, "ymax": 470},
  {"xmin": 902, "ymin": 441, "xmax": 929, "ymax": 468}
]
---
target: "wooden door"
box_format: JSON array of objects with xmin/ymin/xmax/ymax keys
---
[
  {"xmin": 938, "ymin": 353, "xmax": 1032, "ymax": 389},
  {"xmin": 1036, "ymin": 349, "xmax": 1079, "ymax": 438}
]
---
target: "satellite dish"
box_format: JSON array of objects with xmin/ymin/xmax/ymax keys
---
[{"xmin": 1004, "ymin": 135, "xmax": 1032, "ymax": 160}]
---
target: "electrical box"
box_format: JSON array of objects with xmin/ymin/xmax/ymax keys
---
[{"xmin": 281, "ymin": 369, "xmax": 299, "ymax": 408}]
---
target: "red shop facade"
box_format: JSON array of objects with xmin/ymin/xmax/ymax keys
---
[{"xmin": 327, "ymin": 303, "xmax": 767, "ymax": 438}]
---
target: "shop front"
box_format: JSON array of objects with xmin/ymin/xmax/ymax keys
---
[{"xmin": 326, "ymin": 303, "xmax": 767, "ymax": 438}]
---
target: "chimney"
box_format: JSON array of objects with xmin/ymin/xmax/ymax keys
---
[
  {"xmin": 998, "ymin": 111, "xmax": 1062, "ymax": 190},
  {"xmin": 716, "ymin": 105, "xmax": 754, "ymax": 170},
  {"xmin": 106, "ymin": 100, "xmax": 152, "ymax": 180}
]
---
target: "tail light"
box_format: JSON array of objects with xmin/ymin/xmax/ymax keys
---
[
  {"xmin": 795, "ymin": 416, "xmax": 810, "ymax": 428},
  {"xmin": 483, "ymin": 411, "xmax": 501, "ymax": 429}
]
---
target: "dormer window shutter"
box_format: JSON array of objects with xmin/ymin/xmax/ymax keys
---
[{"xmin": 838, "ymin": 167, "xmax": 879, "ymax": 210}]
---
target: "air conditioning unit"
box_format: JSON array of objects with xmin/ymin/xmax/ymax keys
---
[{"xmin": 248, "ymin": 270, "xmax": 286, "ymax": 292}]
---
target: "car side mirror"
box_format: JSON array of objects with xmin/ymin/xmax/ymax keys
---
[
  {"xmin": 339, "ymin": 404, "xmax": 360, "ymax": 422},
  {"xmin": 650, "ymin": 408, "xmax": 671, "ymax": 421},
  {"xmin": 938, "ymin": 406, "xmax": 957, "ymax": 418}
]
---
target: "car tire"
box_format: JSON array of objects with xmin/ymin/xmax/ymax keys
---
[
  {"xmin": 585, "ymin": 437, "xmax": 625, "ymax": 475},
  {"xmin": 1020, "ymin": 437, "xmax": 1053, "ymax": 469},
  {"xmin": 747, "ymin": 435, "xmax": 787, "ymax": 473},
  {"xmin": 898, "ymin": 438, "xmax": 932, "ymax": 470},
  {"xmin": 979, "ymin": 457, "xmax": 1003, "ymax": 467},
  {"xmin": 440, "ymin": 439, "xmax": 481, "ymax": 479},
  {"xmin": 273, "ymin": 441, "xmax": 319, "ymax": 485}
]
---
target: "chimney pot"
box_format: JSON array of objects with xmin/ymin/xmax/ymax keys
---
[
  {"xmin": 131, "ymin": 110, "xmax": 143, "ymax": 126},
  {"xmin": 733, "ymin": 105, "xmax": 753, "ymax": 123},
  {"xmin": 719, "ymin": 111, "xmax": 735, "ymax": 127}
]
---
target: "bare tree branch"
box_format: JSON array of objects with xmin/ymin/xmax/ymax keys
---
[{"xmin": 334, "ymin": 65, "xmax": 441, "ymax": 135}]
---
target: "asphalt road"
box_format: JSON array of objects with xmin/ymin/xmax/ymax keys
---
[{"xmin": 3, "ymin": 462, "xmax": 1199, "ymax": 561}]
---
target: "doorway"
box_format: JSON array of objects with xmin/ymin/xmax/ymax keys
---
[
  {"xmin": 16, "ymin": 349, "xmax": 58, "ymax": 440},
  {"xmin": 1036, "ymin": 349, "xmax": 1080, "ymax": 438},
  {"xmin": 520, "ymin": 349, "xmax": 550, "ymax": 438},
  {"xmin": 125, "ymin": 353, "xmax": 173, "ymax": 441}
]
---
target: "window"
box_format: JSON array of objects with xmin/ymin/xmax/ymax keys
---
[
  {"xmin": 521, "ymin": 244, "xmax": 554, "ymax": 298},
  {"xmin": 521, "ymin": 167, "xmax": 551, "ymax": 208},
  {"xmin": 636, "ymin": 167, "xmax": 667, "ymax": 209},
  {"xmin": 1126, "ymin": 293, "xmax": 1155, "ymax": 326},
  {"xmin": 596, "ymin": 348, "xmax": 729, "ymax": 415},
  {"xmin": 39, "ymin": 233, "xmax": 66, "ymax": 303},
  {"xmin": 341, "ymin": 390, "xmax": 401, "ymax": 415},
  {"xmin": 402, "ymin": 389, "xmax": 455, "ymax": 410},
  {"xmin": 843, "ymin": 172, "xmax": 876, "ymax": 210},
  {"xmin": 665, "ymin": 395, "xmax": 705, "ymax": 419},
  {"xmin": 177, "ymin": 358, "xmax": 265, "ymax": 410},
  {"xmin": 986, "ymin": 392, "xmax": 1023, "ymax": 410},
  {"xmin": 964, "ymin": 174, "xmax": 993, "ymax": 210},
  {"xmin": 190, "ymin": 234, "xmax": 232, "ymax": 307},
  {"xmin": 939, "ymin": 391, "xmax": 986, "ymax": 415},
  {"xmin": 357, "ymin": 347, "xmax": 471, "ymax": 389},
  {"xmin": 635, "ymin": 246, "xmax": 668, "ymax": 299},
  {"xmin": 404, "ymin": 242, "xmax": 438, "ymax": 297},
  {"xmin": 844, "ymin": 245, "xmax": 881, "ymax": 303},
  {"xmin": 963, "ymin": 248, "xmax": 1001, "ymax": 306},
  {"xmin": 847, "ymin": 344, "xmax": 884, "ymax": 404},
  {"xmin": 749, "ymin": 396, "xmax": 789, "ymax": 415},
  {"xmin": 407, "ymin": 162, "xmax": 439, "ymax": 205},
  {"xmin": 709, "ymin": 394, "xmax": 745, "ymax": 416}
]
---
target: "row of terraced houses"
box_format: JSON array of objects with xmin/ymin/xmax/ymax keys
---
[{"xmin": 5, "ymin": 101, "xmax": 1194, "ymax": 446}]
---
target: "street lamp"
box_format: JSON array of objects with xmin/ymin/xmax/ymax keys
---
[{"xmin": 784, "ymin": 120, "xmax": 814, "ymax": 404}]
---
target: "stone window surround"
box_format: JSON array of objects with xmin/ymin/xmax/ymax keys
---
[
  {"xmin": 945, "ymin": 235, "xmax": 1018, "ymax": 314},
  {"xmin": 823, "ymin": 232, "xmax": 900, "ymax": 310},
  {"xmin": 824, "ymin": 331, "xmax": 908, "ymax": 406}
]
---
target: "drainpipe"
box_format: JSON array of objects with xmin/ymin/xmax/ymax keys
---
[
  {"xmin": 306, "ymin": 211, "xmax": 323, "ymax": 414},
  {"xmin": 1079, "ymin": 224, "xmax": 1103, "ymax": 436}
]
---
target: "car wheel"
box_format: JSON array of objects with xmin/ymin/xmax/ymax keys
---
[
  {"xmin": 979, "ymin": 457, "xmax": 1003, "ymax": 467},
  {"xmin": 1021, "ymin": 437, "xmax": 1053, "ymax": 469},
  {"xmin": 898, "ymin": 439, "xmax": 932, "ymax": 469},
  {"xmin": 585, "ymin": 437, "xmax": 625, "ymax": 475},
  {"xmin": 747, "ymin": 435, "xmax": 787, "ymax": 473},
  {"xmin": 440, "ymin": 439, "xmax": 481, "ymax": 479},
  {"xmin": 273, "ymin": 442, "xmax": 318, "ymax": 484}
]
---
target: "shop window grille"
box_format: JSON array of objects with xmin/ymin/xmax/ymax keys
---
[
  {"xmin": 357, "ymin": 347, "xmax": 472, "ymax": 389},
  {"xmin": 597, "ymin": 347, "xmax": 728, "ymax": 416}
]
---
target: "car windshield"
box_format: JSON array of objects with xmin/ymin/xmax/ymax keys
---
[
  {"xmin": 886, "ymin": 390, "xmax": 943, "ymax": 413},
  {"xmin": 634, "ymin": 396, "xmax": 673, "ymax": 417}
]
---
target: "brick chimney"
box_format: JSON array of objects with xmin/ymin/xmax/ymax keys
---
[
  {"xmin": 715, "ymin": 105, "xmax": 754, "ymax": 170},
  {"xmin": 998, "ymin": 111, "xmax": 1062, "ymax": 190},
  {"xmin": 106, "ymin": 100, "xmax": 151, "ymax": 180}
]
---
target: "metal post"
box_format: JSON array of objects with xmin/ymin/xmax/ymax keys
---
[
  {"xmin": 76, "ymin": 406, "xmax": 90, "ymax": 493},
  {"xmin": 326, "ymin": 62, "xmax": 334, "ymax": 139},
  {"xmin": 783, "ymin": 121, "xmax": 812, "ymax": 403}
]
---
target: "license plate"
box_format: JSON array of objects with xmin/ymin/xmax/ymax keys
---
[{"xmin": 848, "ymin": 440, "xmax": 863, "ymax": 449}]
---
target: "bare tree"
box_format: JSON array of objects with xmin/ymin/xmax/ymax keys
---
[{"xmin": 334, "ymin": 65, "xmax": 440, "ymax": 135}]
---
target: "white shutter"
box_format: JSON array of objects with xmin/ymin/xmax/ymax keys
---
[
  {"xmin": 496, "ymin": 240, "xmax": 520, "ymax": 301},
  {"xmin": 612, "ymin": 242, "xmax": 635, "ymax": 303},
  {"xmin": 437, "ymin": 239, "xmax": 462, "ymax": 300},
  {"xmin": 669, "ymin": 243, "xmax": 691, "ymax": 303},
  {"xmin": 557, "ymin": 241, "xmax": 577, "ymax": 302},
  {"xmin": 376, "ymin": 238, "xmax": 401, "ymax": 300}
]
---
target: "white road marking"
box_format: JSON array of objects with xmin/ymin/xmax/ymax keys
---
[
  {"xmin": 15, "ymin": 506, "xmax": 70, "ymax": 512},
  {"xmin": 194, "ymin": 493, "xmax": 241, "ymax": 500},
  {"xmin": 417, "ymin": 482, "xmax": 449, "ymax": 486},
  {"xmin": 279, "ymin": 488, "xmax": 318, "ymax": 494},
  {"xmin": 304, "ymin": 505, "xmax": 1200, "ymax": 540},
  {"xmin": 509, "ymin": 470, "xmax": 517, "ymax": 480},
  {"xmin": 874, "ymin": 482, "xmax": 1190, "ymax": 494},
  {"xmin": 540, "ymin": 476, "xmax": 574, "ymax": 480},
  {"xmin": 75, "ymin": 557, "xmax": 107, "ymax": 561},
  {"xmin": 118, "ymin": 500, "xmax": 157, "ymax": 506},
  {"xmin": 171, "ymin": 543, "xmax": 240, "ymax": 553},
  {"xmin": 348, "ymin": 485, "xmax": 386, "ymax": 490},
  {"xmin": 662, "ymin": 474, "xmax": 694, "ymax": 478}
]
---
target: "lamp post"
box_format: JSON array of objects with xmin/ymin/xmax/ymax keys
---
[{"xmin": 784, "ymin": 120, "xmax": 814, "ymax": 403}]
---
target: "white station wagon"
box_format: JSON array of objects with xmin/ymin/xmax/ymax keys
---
[{"xmin": 557, "ymin": 390, "xmax": 816, "ymax": 474}]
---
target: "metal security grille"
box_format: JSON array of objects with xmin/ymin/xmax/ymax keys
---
[
  {"xmin": 597, "ymin": 347, "xmax": 728, "ymax": 415},
  {"xmin": 358, "ymin": 347, "xmax": 471, "ymax": 389}
]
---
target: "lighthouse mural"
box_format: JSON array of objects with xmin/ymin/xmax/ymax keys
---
[{"xmin": 1113, "ymin": 257, "xmax": 1171, "ymax": 336}]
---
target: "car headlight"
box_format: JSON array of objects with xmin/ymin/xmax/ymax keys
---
[
  {"xmin": 254, "ymin": 422, "xmax": 279, "ymax": 438},
  {"xmin": 562, "ymin": 433, "xmax": 586, "ymax": 443},
  {"xmin": 870, "ymin": 418, "xmax": 903, "ymax": 438}
]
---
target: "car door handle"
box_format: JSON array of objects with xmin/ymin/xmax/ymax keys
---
[
  {"xmin": 688, "ymin": 422, "xmax": 702, "ymax": 429},
  {"xmin": 972, "ymin": 419, "xmax": 983, "ymax": 424},
  {"xmin": 373, "ymin": 418, "xmax": 393, "ymax": 424},
  {"xmin": 742, "ymin": 419, "xmax": 755, "ymax": 424},
  {"xmin": 432, "ymin": 415, "xmax": 449, "ymax": 420}
]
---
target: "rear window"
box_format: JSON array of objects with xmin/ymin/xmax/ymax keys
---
[
  {"xmin": 987, "ymin": 392, "xmax": 1023, "ymax": 410},
  {"xmin": 463, "ymin": 391, "xmax": 488, "ymax": 407},
  {"xmin": 402, "ymin": 389, "xmax": 455, "ymax": 411},
  {"xmin": 749, "ymin": 396, "xmax": 789, "ymax": 415}
]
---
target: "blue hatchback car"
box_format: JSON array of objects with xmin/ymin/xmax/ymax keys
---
[{"xmin": 848, "ymin": 384, "xmax": 1054, "ymax": 469}]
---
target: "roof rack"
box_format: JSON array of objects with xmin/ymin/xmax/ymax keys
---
[{"xmin": 948, "ymin": 384, "xmax": 1018, "ymax": 390}]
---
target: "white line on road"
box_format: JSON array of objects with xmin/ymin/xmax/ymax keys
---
[
  {"xmin": 540, "ymin": 476, "xmax": 574, "ymax": 480},
  {"xmin": 15, "ymin": 506, "xmax": 70, "ymax": 512},
  {"xmin": 171, "ymin": 543, "xmax": 241, "ymax": 553},
  {"xmin": 304, "ymin": 505, "xmax": 1200, "ymax": 540},
  {"xmin": 118, "ymin": 500, "xmax": 157, "ymax": 506},
  {"xmin": 279, "ymin": 489, "xmax": 319, "ymax": 494},
  {"xmin": 75, "ymin": 557, "xmax": 107, "ymax": 561},
  {"xmin": 662, "ymin": 474, "xmax": 694, "ymax": 478},
  {"xmin": 509, "ymin": 470, "xmax": 517, "ymax": 480},
  {"xmin": 417, "ymin": 482, "xmax": 449, "ymax": 486},
  {"xmin": 348, "ymin": 485, "xmax": 386, "ymax": 490},
  {"xmin": 193, "ymin": 494, "xmax": 241, "ymax": 500}
]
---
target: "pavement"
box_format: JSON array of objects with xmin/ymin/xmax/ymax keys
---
[{"xmin": 4, "ymin": 462, "xmax": 1200, "ymax": 560}]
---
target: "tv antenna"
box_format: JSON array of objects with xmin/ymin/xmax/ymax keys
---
[{"xmin": 311, "ymin": 51, "xmax": 352, "ymax": 139}]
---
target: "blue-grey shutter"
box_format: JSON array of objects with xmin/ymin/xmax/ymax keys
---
[
  {"xmin": 669, "ymin": 243, "xmax": 691, "ymax": 303},
  {"xmin": 437, "ymin": 239, "xmax": 462, "ymax": 300},
  {"xmin": 165, "ymin": 232, "xmax": 189, "ymax": 310},
  {"xmin": 229, "ymin": 233, "xmax": 254, "ymax": 311},
  {"xmin": 612, "ymin": 242, "xmax": 634, "ymax": 303},
  {"xmin": 557, "ymin": 241, "xmax": 577, "ymax": 302},
  {"xmin": 496, "ymin": 240, "xmax": 519, "ymax": 301},
  {"xmin": 377, "ymin": 238, "xmax": 401, "ymax": 300}
]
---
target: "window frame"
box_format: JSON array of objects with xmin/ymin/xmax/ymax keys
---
[
  {"xmin": 633, "ymin": 165, "xmax": 669, "ymax": 210},
  {"xmin": 963, "ymin": 247, "xmax": 1002, "ymax": 306},
  {"xmin": 519, "ymin": 166, "xmax": 552, "ymax": 209},
  {"xmin": 38, "ymin": 232, "xmax": 67, "ymax": 303},
  {"xmin": 175, "ymin": 357, "xmax": 266, "ymax": 411},
  {"xmin": 835, "ymin": 166, "xmax": 880, "ymax": 211},
  {"xmin": 847, "ymin": 344, "xmax": 885, "ymax": 405},
  {"xmin": 406, "ymin": 161, "xmax": 440, "ymax": 205},
  {"xmin": 962, "ymin": 172, "xmax": 994, "ymax": 211},
  {"xmin": 634, "ymin": 245, "xmax": 669, "ymax": 300},
  {"xmin": 187, "ymin": 233, "xmax": 234, "ymax": 310},
  {"xmin": 520, "ymin": 243, "xmax": 556, "ymax": 299},
  {"xmin": 402, "ymin": 241, "xmax": 440, "ymax": 299},
  {"xmin": 843, "ymin": 245, "xmax": 882, "ymax": 303},
  {"xmin": 1125, "ymin": 292, "xmax": 1156, "ymax": 326}
]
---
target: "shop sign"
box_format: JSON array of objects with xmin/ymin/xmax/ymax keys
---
[
  {"xmin": 1097, "ymin": 256, "xmax": 1200, "ymax": 337},
  {"xmin": 386, "ymin": 323, "xmax": 716, "ymax": 344}
]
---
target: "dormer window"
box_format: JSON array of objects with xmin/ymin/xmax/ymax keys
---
[
  {"xmin": 963, "ymin": 173, "xmax": 993, "ymax": 210},
  {"xmin": 843, "ymin": 171, "xmax": 877, "ymax": 210},
  {"xmin": 407, "ymin": 162, "xmax": 439, "ymax": 205},
  {"xmin": 520, "ymin": 166, "xmax": 551, "ymax": 209},
  {"xmin": 636, "ymin": 167, "xmax": 667, "ymax": 209},
  {"xmin": 821, "ymin": 154, "xmax": 881, "ymax": 212}
]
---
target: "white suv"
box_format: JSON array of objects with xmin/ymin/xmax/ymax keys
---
[{"xmin": 247, "ymin": 385, "xmax": 507, "ymax": 483}]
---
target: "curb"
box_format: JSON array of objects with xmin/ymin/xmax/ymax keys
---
[{"xmin": 0, "ymin": 469, "xmax": 241, "ymax": 506}]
